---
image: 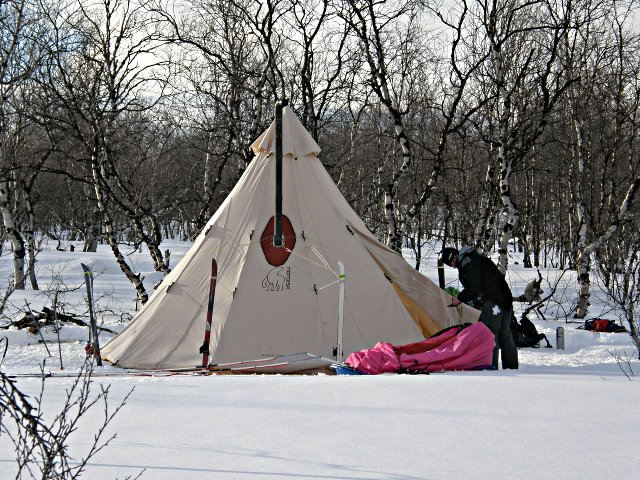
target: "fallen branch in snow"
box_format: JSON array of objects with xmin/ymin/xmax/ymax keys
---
[{"xmin": 0, "ymin": 308, "xmax": 117, "ymax": 334}]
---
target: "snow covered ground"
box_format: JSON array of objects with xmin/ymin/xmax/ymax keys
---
[{"xmin": 1, "ymin": 240, "xmax": 639, "ymax": 479}]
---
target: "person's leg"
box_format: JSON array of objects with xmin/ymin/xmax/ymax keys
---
[
  {"xmin": 480, "ymin": 301, "xmax": 500, "ymax": 369},
  {"xmin": 498, "ymin": 307, "xmax": 519, "ymax": 369}
]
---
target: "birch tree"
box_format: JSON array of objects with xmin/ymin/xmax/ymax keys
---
[
  {"xmin": 153, "ymin": 0, "xmax": 286, "ymax": 175},
  {"xmin": 473, "ymin": 0, "xmax": 572, "ymax": 273},
  {"xmin": 0, "ymin": 0, "xmax": 47, "ymax": 289},
  {"xmin": 5, "ymin": 111, "xmax": 55, "ymax": 290},
  {"xmin": 405, "ymin": 1, "xmax": 493, "ymax": 251},
  {"xmin": 284, "ymin": 0, "xmax": 351, "ymax": 139},
  {"xmin": 570, "ymin": 0, "xmax": 640, "ymax": 317},
  {"xmin": 340, "ymin": 0, "xmax": 425, "ymax": 251},
  {"xmin": 38, "ymin": 0, "xmax": 170, "ymax": 304},
  {"xmin": 597, "ymin": 223, "xmax": 640, "ymax": 354}
]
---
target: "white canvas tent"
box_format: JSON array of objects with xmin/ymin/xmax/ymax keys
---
[{"xmin": 102, "ymin": 107, "xmax": 479, "ymax": 370}]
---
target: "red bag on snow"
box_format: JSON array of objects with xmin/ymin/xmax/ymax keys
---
[
  {"xmin": 582, "ymin": 318, "xmax": 627, "ymax": 333},
  {"xmin": 346, "ymin": 322, "xmax": 495, "ymax": 375}
]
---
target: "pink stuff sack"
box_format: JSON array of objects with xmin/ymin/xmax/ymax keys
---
[{"xmin": 345, "ymin": 341, "xmax": 400, "ymax": 375}]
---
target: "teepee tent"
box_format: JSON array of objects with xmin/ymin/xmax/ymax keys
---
[{"xmin": 102, "ymin": 107, "xmax": 479, "ymax": 370}]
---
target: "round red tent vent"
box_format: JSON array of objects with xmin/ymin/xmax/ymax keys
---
[{"xmin": 260, "ymin": 215, "xmax": 296, "ymax": 266}]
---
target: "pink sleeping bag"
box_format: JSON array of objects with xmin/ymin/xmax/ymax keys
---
[{"xmin": 346, "ymin": 322, "xmax": 495, "ymax": 374}]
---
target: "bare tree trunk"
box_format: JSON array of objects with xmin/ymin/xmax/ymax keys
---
[
  {"xmin": 576, "ymin": 176, "xmax": 640, "ymax": 318},
  {"xmin": 150, "ymin": 215, "xmax": 170, "ymax": 273},
  {"xmin": 497, "ymin": 161, "xmax": 519, "ymax": 275},
  {"xmin": 245, "ymin": 64, "xmax": 268, "ymax": 167},
  {"xmin": 192, "ymin": 131, "xmax": 231, "ymax": 235},
  {"xmin": 82, "ymin": 172, "xmax": 100, "ymax": 252},
  {"xmin": 475, "ymin": 160, "xmax": 498, "ymax": 253},
  {"xmin": 131, "ymin": 216, "xmax": 170, "ymax": 275},
  {"xmin": 344, "ymin": 0, "xmax": 415, "ymax": 251},
  {"xmin": 203, "ymin": 130, "xmax": 213, "ymax": 209},
  {"xmin": 0, "ymin": 176, "xmax": 26, "ymax": 289},
  {"xmin": 98, "ymin": 143, "xmax": 172, "ymax": 276},
  {"xmin": 83, "ymin": 220, "xmax": 100, "ymax": 253},
  {"xmin": 489, "ymin": 11, "xmax": 518, "ymax": 275},
  {"xmin": 24, "ymin": 190, "xmax": 38, "ymax": 290},
  {"xmin": 573, "ymin": 113, "xmax": 591, "ymax": 318},
  {"xmin": 91, "ymin": 155, "xmax": 148, "ymax": 305},
  {"xmin": 566, "ymin": 4, "xmax": 591, "ymax": 317}
]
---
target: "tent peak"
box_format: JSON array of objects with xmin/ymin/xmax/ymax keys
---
[{"xmin": 250, "ymin": 106, "xmax": 321, "ymax": 158}]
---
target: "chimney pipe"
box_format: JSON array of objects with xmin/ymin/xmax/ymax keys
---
[{"xmin": 274, "ymin": 99, "xmax": 288, "ymax": 247}]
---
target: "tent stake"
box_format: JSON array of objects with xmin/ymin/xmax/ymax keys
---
[{"xmin": 337, "ymin": 261, "xmax": 345, "ymax": 362}]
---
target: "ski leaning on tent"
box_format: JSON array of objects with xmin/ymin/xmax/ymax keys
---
[
  {"xmin": 199, "ymin": 258, "xmax": 218, "ymax": 368},
  {"xmin": 81, "ymin": 263, "xmax": 102, "ymax": 366}
]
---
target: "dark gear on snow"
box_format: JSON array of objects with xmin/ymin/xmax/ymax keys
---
[
  {"xmin": 511, "ymin": 315, "xmax": 552, "ymax": 348},
  {"xmin": 580, "ymin": 318, "xmax": 628, "ymax": 333}
]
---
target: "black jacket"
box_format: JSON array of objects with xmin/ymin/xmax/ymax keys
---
[{"xmin": 456, "ymin": 247, "xmax": 513, "ymax": 309}]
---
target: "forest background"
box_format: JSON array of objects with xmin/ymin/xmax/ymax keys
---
[{"xmin": 1, "ymin": 0, "xmax": 639, "ymax": 341}]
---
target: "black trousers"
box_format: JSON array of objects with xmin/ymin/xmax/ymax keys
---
[{"xmin": 480, "ymin": 300, "xmax": 519, "ymax": 369}]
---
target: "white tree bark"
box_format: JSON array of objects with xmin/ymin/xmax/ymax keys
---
[
  {"xmin": 573, "ymin": 114, "xmax": 591, "ymax": 318},
  {"xmin": 0, "ymin": 176, "xmax": 25, "ymax": 289},
  {"xmin": 488, "ymin": 11, "xmax": 518, "ymax": 275},
  {"xmin": 378, "ymin": 72, "xmax": 413, "ymax": 252},
  {"xmin": 91, "ymin": 154, "xmax": 149, "ymax": 305},
  {"xmin": 24, "ymin": 191, "xmax": 38, "ymax": 290},
  {"xmin": 346, "ymin": 0, "xmax": 414, "ymax": 251},
  {"xmin": 576, "ymin": 175, "xmax": 640, "ymax": 318},
  {"xmin": 0, "ymin": 0, "xmax": 32, "ymax": 290},
  {"xmin": 475, "ymin": 160, "xmax": 498, "ymax": 254}
]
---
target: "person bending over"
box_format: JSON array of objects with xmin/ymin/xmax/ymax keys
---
[{"xmin": 440, "ymin": 246, "xmax": 518, "ymax": 370}]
